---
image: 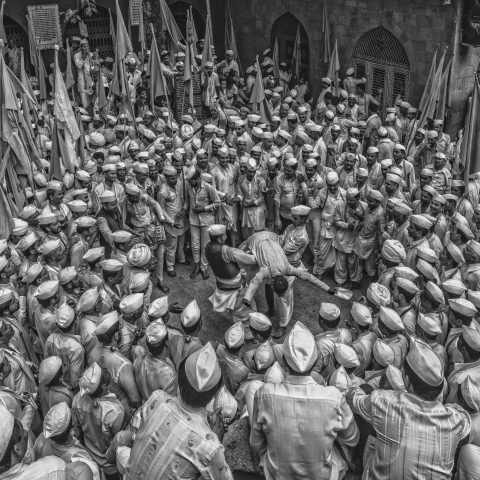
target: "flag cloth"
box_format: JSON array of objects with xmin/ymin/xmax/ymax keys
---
[
  {"xmin": 138, "ymin": 2, "xmax": 145, "ymax": 61},
  {"xmin": 291, "ymin": 24, "xmax": 301, "ymax": 80},
  {"xmin": 205, "ymin": 0, "xmax": 214, "ymax": 45},
  {"xmin": 109, "ymin": 8, "xmax": 116, "ymax": 43},
  {"xmin": 110, "ymin": 0, "xmax": 133, "ymax": 98},
  {"xmin": 323, "ymin": 0, "xmax": 331, "ymax": 64},
  {"xmin": 189, "ymin": 6, "xmax": 198, "ymax": 56},
  {"xmin": 0, "ymin": 185, "xmax": 14, "ymax": 238},
  {"xmin": 435, "ymin": 58, "xmax": 451, "ymax": 121},
  {"xmin": 97, "ymin": 69, "xmax": 108, "ymax": 122},
  {"xmin": 76, "ymin": 110, "xmax": 86, "ymax": 168},
  {"xmin": 249, "ymin": 56, "xmax": 271, "ymax": 124},
  {"xmin": 418, "ymin": 47, "xmax": 446, "ymax": 128},
  {"xmin": 53, "ymin": 46, "xmax": 80, "ymax": 141},
  {"xmin": 201, "ymin": 14, "xmax": 213, "ymax": 68},
  {"xmin": 65, "ymin": 38, "xmax": 75, "ymax": 91},
  {"xmin": 158, "ymin": 0, "xmax": 185, "ymax": 49},
  {"xmin": 273, "ymin": 37, "xmax": 279, "ymax": 80},
  {"xmin": 462, "ymin": 78, "xmax": 480, "ymax": 183},
  {"xmin": 327, "ymin": 39, "xmax": 340, "ymax": 95},
  {"xmin": 418, "ymin": 48, "xmax": 438, "ymax": 115},
  {"xmin": 148, "ymin": 23, "xmax": 168, "ymax": 111},
  {"xmin": 49, "ymin": 120, "xmax": 62, "ymax": 181},
  {"xmin": 20, "ymin": 47, "xmax": 36, "ymax": 102},
  {"xmin": 183, "ymin": 12, "xmax": 194, "ymax": 112},
  {"xmin": 0, "ymin": 1, "xmax": 7, "ymax": 44}
]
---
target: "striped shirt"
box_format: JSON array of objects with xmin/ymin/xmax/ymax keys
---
[
  {"xmin": 125, "ymin": 391, "xmax": 232, "ymax": 480},
  {"xmin": 347, "ymin": 389, "xmax": 471, "ymax": 479}
]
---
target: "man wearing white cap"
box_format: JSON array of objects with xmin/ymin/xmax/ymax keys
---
[
  {"xmin": 205, "ymin": 224, "xmax": 257, "ymax": 327},
  {"xmin": 88, "ymin": 311, "xmax": 141, "ymax": 413},
  {"xmin": 156, "ymin": 166, "xmax": 188, "ymax": 277},
  {"xmin": 404, "ymin": 214, "xmax": 431, "ymax": 269},
  {"xmin": 236, "ymin": 158, "xmax": 267, "ymax": 238},
  {"xmin": 45, "ymin": 303, "xmax": 84, "ymax": 389},
  {"xmin": 133, "ymin": 320, "xmax": 177, "ymax": 401},
  {"xmin": 343, "ymin": 67, "xmax": 366, "ymax": 95},
  {"xmin": 186, "ymin": 168, "xmax": 221, "ymax": 280},
  {"xmin": 353, "ymin": 189, "xmax": 385, "ymax": 279},
  {"xmin": 251, "ymin": 322, "xmax": 359, "ymax": 480},
  {"xmin": 126, "ymin": 343, "xmax": 232, "ymax": 479},
  {"xmin": 426, "ymin": 151, "xmax": 452, "ymax": 195},
  {"xmin": 0, "ymin": 404, "xmax": 70, "ymax": 478},
  {"xmin": 242, "ymin": 230, "xmax": 334, "ymax": 334},
  {"xmin": 91, "ymin": 164, "xmax": 125, "ymax": 214},
  {"xmin": 73, "ymin": 363, "xmax": 126, "ymax": 475},
  {"xmin": 348, "ymin": 338, "xmax": 470, "ymax": 480},
  {"xmin": 333, "ymin": 187, "xmax": 366, "ymax": 288},
  {"xmin": 308, "ymin": 171, "xmax": 346, "ymax": 276}
]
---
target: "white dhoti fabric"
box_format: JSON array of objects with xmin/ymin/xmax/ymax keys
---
[{"xmin": 209, "ymin": 284, "xmax": 256, "ymax": 323}]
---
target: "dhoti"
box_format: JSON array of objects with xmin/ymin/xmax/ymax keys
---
[
  {"xmin": 209, "ymin": 285, "xmax": 256, "ymax": 323},
  {"xmin": 316, "ymin": 236, "xmax": 336, "ymax": 275}
]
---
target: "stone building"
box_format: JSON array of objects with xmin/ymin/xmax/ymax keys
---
[{"xmin": 3, "ymin": 0, "xmax": 480, "ymax": 135}]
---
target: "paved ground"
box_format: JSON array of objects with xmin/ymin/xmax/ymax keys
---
[{"xmin": 159, "ymin": 250, "xmax": 363, "ymax": 345}]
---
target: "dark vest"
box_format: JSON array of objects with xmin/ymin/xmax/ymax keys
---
[{"xmin": 205, "ymin": 243, "xmax": 240, "ymax": 289}]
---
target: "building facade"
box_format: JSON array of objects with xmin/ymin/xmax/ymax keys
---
[{"xmin": 3, "ymin": 0, "xmax": 479, "ymax": 136}]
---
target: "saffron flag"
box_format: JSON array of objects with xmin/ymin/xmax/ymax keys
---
[
  {"xmin": 418, "ymin": 48, "xmax": 438, "ymax": 115},
  {"xmin": 249, "ymin": 56, "xmax": 271, "ymax": 124},
  {"xmin": 273, "ymin": 37, "xmax": 279, "ymax": 80},
  {"xmin": 323, "ymin": 0, "xmax": 331, "ymax": 64},
  {"xmin": 291, "ymin": 24, "xmax": 301, "ymax": 80},
  {"xmin": 0, "ymin": 1, "xmax": 6, "ymax": 43},
  {"xmin": 435, "ymin": 58, "xmax": 451, "ymax": 121},
  {"xmin": 65, "ymin": 38, "xmax": 75, "ymax": 91},
  {"xmin": 201, "ymin": 14, "xmax": 213, "ymax": 68},
  {"xmin": 327, "ymin": 39, "xmax": 340, "ymax": 95},
  {"xmin": 148, "ymin": 23, "xmax": 168, "ymax": 111},
  {"xmin": 53, "ymin": 46, "xmax": 80, "ymax": 141},
  {"xmin": 49, "ymin": 120, "xmax": 63, "ymax": 181},
  {"xmin": 462, "ymin": 78, "xmax": 480, "ymax": 183}
]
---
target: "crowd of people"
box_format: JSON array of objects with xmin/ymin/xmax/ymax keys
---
[{"xmin": 1, "ymin": 21, "xmax": 480, "ymax": 480}]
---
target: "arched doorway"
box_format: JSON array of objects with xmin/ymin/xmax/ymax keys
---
[
  {"xmin": 271, "ymin": 13, "xmax": 309, "ymax": 80},
  {"xmin": 352, "ymin": 26, "xmax": 410, "ymax": 113},
  {"xmin": 3, "ymin": 16, "xmax": 30, "ymax": 73},
  {"xmin": 64, "ymin": 6, "xmax": 114, "ymax": 59},
  {"xmin": 169, "ymin": 1, "xmax": 205, "ymax": 39}
]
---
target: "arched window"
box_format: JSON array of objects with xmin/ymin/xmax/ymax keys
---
[
  {"xmin": 4, "ymin": 16, "xmax": 30, "ymax": 72},
  {"xmin": 352, "ymin": 26, "xmax": 410, "ymax": 113},
  {"xmin": 169, "ymin": 1, "xmax": 205, "ymax": 38},
  {"xmin": 64, "ymin": 7, "xmax": 114, "ymax": 59},
  {"xmin": 271, "ymin": 13, "xmax": 309, "ymax": 80}
]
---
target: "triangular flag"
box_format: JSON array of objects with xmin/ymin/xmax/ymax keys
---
[
  {"xmin": 97, "ymin": 71, "xmax": 108, "ymax": 122},
  {"xmin": 76, "ymin": 110, "xmax": 86, "ymax": 168},
  {"xmin": 323, "ymin": 0, "xmax": 331, "ymax": 63},
  {"xmin": 201, "ymin": 14, "xmax": 213, "ymax": 68},
  {"xmin": 418, "ymin": 48, "xmax": 438, "ymax": 115},
  {"xmin": 189, "ymin": 7, "xmax": 198, "ymax": 56},
  {"xmin": 249, "ymin": 56, "xmax": 271, "ymax": 124},
  {"xmin": 461, "ymin": 78, "xmax": 480, "ymax": 183},
  {"xmin": 49, "ymin": 120, "xmax": 63, "ymax": 181},
  {"xmin": 138, "ymin": 2, "xmax": 145, "ymax": 62},
  {"xmin": 110, "ymin": 0, "xmax": 133, "ymax": 98},
  {"xmin": 291, "ymin": 24, "xmax": 301, "ymax": 80},
  {"xmin": 65, "ymin": 38, "xmax": 75, "ymax": 91},
  {"xmin": 419, "ymin": 47, "xmax": 446, "ymax": 127},
  {"xmin": 435, "ymin": 58, "xmax": 451, "ymax": 121},
  {"xmin": 148, "ymin": 23, "xmax": 168, "ymax": 111},
  {"xmin": 109, "ymin": 8, "xmax": 116, "ymax": 44},
  {"xmin": 53, "ymin": 46, "xmax": 80, "ymax": 141},
  {"xmin": 327, "ymin": 39, "xmax": 340, "ymax": 95},
  {"xmin": 0, "ymin": 1, "xmax": 7, "ymax": 43},
  {"xmin": 273, "ymin": 37, "xmax": 279, "ymax": 80}
]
